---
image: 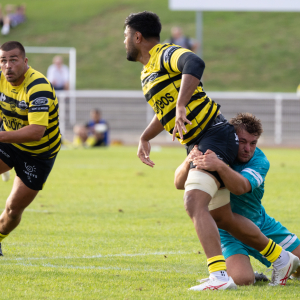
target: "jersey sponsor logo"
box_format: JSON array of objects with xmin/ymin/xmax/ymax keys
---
[
  {"xmin": 19, "ymin": 100, "xmax": 28, "ymax": 110},
  {"xmin": 23, "ymin": 162, "xmax": 37, "ymax": 182},
  {"xmin": 2, "ymin": 116, "xmax": 24, "ymax": 130},
  {"xmin": 0, "ymin": 93, "xmax": 6, "ymax": 102},
  {"xmin": 31, "ymin": 97, "xmax": 48, "ymax": 106},
  {"xmin": 163, "ymin": 46, "xmax": 179, "ymax": 63},
  {"xmin": 30, "ymin": 106, "xmax": 48, "ymax": 112},
  {"xmin": 153, "ymin": 93, "xmax": 175, "ymax": 114},
  {"xmin": 11, "ymin": 89, "xmax": 18, "ymax": 94},
  {"xmin": 142, "ymin": 73, "xmax": 159, "ymax": 87},
  {"xmin": 9, "ymin": 101, "xmax": 16, "ymax": 113}
]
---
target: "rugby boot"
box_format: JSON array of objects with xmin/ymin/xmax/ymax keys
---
[
  {"xmin": 254, "ymin": 271, "xmax": 269, "ymax": 282},
  {"xmin": 189, "ymin": 274, "xmax": 237, "ymax": 291},
  {"xmin": 0, "ymin": 243, "xmax": 3, "ymax": 256},
  {"xmin": 269, "ymin": 252, "xmax": 300, "ymax": 286}
]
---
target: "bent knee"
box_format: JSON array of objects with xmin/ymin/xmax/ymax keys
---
[{"xmin": 231, "ymin": 274, "xmax": 255, "ymax": 286}]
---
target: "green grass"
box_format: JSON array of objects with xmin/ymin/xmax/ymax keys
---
[
  {"xmin": 0, "ymin": 146, "xmax": 299, "ymax": 299},
  {"xmin": 0, "ymin": 0, "xmax": 299, "ymax": 91}
]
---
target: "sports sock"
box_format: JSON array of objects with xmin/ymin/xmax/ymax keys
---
[
  {"xmin": 272, "ymin": 249, "xmax": 290, "ymax": 270},
  {"xmin": 211, "ymin": 270, "xmax": 229, "ymax": 282},
  {"xmin": 0, "ymin": 232, "xmax": 9, "ymax": 242},
  {"xmin": 207, "ymin": 255, "xmax": 228, "ymax": 281},
  {"xmin": 260, "ymin": 239, "xmax": 282, "ymax": 263}
]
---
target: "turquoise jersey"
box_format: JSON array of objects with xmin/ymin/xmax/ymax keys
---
[
  {"xmin": 220, "ymin": 147, "xmax": 300, "ymax": 265},
  {"xmin": 230, "ymin": 147, "xmax": 270, "ymax": 228}
]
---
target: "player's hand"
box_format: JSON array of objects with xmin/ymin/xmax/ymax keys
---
[
  {"xmin": 137, "ymin": 139, "xmax": 155, "ymax": 167},
  {"xmin": 172, "ymin": 105, "xmax": 192, "ymax": 141},
  {"xmin": 187, "ymin": 145, "xmax": 203, "ymax": 163},
  {"xmin": 193, "ymin": 149, "xmax": 220, "ymax": 171}
]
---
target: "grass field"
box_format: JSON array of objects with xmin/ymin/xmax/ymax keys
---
[
  {"xmin": 0, "ymin": 146, "xmax": 299, "ymax": 299},
  {"xmin": 0, "ymin": 0, "xmax": 299, "ymax": 91}
]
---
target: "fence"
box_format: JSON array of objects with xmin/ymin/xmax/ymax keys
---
[{"xmin": 56, "ymin": 90, "xmax": 300, "ymax": 146}]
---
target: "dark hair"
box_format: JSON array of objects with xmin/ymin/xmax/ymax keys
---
[
  {"xmin": 124, "ymin": 11, "xmax": 161, "ymax": 40},
  {"xmin": 230, "ymin": 113, "xmax": 263, "ymax": 137},
  {"xmin": 0, "ymin": 41, "xmax": 25, "ymax": 58}
]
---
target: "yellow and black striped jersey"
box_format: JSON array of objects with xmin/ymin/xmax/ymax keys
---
[
  {"xmin": 141, "ymin": 43, "xmax": 220, "ymax": 145},
  {"xmin": 0, "ymin": 66, "xmax": 61, "ymax": 158}
]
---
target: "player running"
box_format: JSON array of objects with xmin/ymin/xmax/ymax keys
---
[
  {"xmin": 124, "ymin": 11, "xmax": 299, "ymax": 290},
  {"xmin": 0, "ymin": 41, "xmax": 61, "ymax": 255},
  {"xmin": 175, "ymin": 113, "xmax": 300, "ymax": 288}
]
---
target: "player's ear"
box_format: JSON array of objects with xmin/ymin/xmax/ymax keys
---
[{"xmin": 135, "ymin": 31, "xmax": 143, "ymax": 43}]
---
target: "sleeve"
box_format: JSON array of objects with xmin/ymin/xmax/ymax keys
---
[
  {"xmin": 28, "ymin": 86, "xmax": 54, "ymax": 127},
  {"xmin": 161, "ymin": 46, "xmax": 192, "ymax": 73},
  {"xmin": 240, "ymin": 155, "xmax": 270, "ymax": 193}
]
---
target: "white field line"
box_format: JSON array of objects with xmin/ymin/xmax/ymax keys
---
[
  {"xmin": 2, "ymin": 251, "xmax": 192, "ymax": 262},
  {"xmin": 0, "ymin": 261, "xmax": 195, "ymax": 274}
]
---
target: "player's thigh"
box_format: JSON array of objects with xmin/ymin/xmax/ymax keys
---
[
  {"xmin": 292, "ymin": 245, "xmax": 300, "ymax": 258},
  {"xmin": 226, "ymin": 254, "xmax": 255, "ymax": 286},
  {"xmin": 0, "ymin": 159, "xmax": 12, "ymax": 174},
  {"xmin": 210, "ymin": 203, "xmax": 234, "ymax": 229},
  {"xmin": 6, "ymin": 176, "xmax": 39, "ymax": 211}
]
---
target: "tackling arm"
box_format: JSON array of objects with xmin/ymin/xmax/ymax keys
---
[{"xmin": 193, "ymin": 150, "xmax": 251, "ymax": 195}]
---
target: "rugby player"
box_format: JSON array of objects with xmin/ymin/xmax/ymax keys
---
[
  {"xmin": 0, "ymin": 41, "xmax": 61, "ymax": 255},
  {"xmin": 124, "ymin": 11, "xmax": 299, "ymax": 290},
  {"xmin": 175, "ymin": 113, "xmax": 300, "ymax": 287}
]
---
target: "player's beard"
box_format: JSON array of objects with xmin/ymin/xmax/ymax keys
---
[{"xmin": 126, "ymin": 42, "xmax": 139, "ymax": 62}]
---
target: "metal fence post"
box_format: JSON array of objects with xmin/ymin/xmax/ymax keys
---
[{"xmin": 274, "ymin": 94, "xmax": 282, "ymax": 145}]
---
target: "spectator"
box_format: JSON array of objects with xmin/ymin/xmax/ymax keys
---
[
  {"xmin": 165, "ymin": 26, "xmax": 198, "ymax": 52},
  {"xmin": 73, "ymin": 109, "xmax": 109, "ymax": 147},
  {"xmin": 1, "ymin": 4, "xmax": 26, "ymax": 35},
  {"xmin": 47, "ymin": 55, "xmax": 69, "ymax": 91}
]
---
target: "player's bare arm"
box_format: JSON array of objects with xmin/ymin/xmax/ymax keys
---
[
  {"xmin": 193, "ymin": 150, "xmax": 251, "ymax": 195},
  {"xmin": 137, "ymin": 114, "xmax": 164, "ymax": 167},
  {"xmin": 174, "ymin": 146, "xmax": 203, "ymax": 189},
  {"xmin": 172, "ymin": 74, "xmax": 198, "ymax": 141},
  {"xmin": 0, "ymin": 124, "xmax": 46, "ymax": 144}
]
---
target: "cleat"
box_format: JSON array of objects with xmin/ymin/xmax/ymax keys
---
[
  {"xmin": 0, "ymin": 243, "xmax": 3, "ymax": 256},
  {"xmin": 290, "ymin": 275, "xmax": 300, "ymax": 280},
  {"xmin": 254, "ymin": 271, "xmax": 269, "ymax": 282},
  {"xmin": 1, "ymin": 171, "xmax": 10, "ymax": 182},
  {"xmin": 189, "ymin": 274, "xmax": 237, "ymax": 291},
  {"xmin": 269, "ymin": 252, "xmax": 300, "ymax": 286}
]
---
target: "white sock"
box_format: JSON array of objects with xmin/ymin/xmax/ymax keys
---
[
  {"xmin": 273, "ymin": 249, "xmax": 290, "ymax": 270},
  {"xmin": 211, "ymin": 270, "xmax": 229, "ymax": 282}
]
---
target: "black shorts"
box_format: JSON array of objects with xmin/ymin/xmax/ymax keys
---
[
  {"xmin": 0, "ymin": 142, "xmax": 57, "ymax": 190},
  {"xmin": 186, "ymin": 114, "xmax": 239, "ymax": 187}
]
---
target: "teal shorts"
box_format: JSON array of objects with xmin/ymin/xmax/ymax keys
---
[{"xmin": 219, "ymin": 213, "xmax": 300, "ymax": 267}]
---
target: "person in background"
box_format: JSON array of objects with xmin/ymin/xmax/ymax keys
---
[
  {"xmin": 1, "ymin": 4, "xmax": 26, "ymax": 35},
  {"xmin": 73, "ymin": 109, "xmax": 109, "ymax": 147},
  {"xmin": 164, "ymin": 26, "xmax": 198, "ymax": 52},
  {"xmin": 47, "ymin": 55, "xmax": 69, "ymax": 91}
]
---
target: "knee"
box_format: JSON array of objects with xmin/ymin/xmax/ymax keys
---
[
  {"xmin": 231, "ymin": 273, "xmax": 255, "ymax": 286},
  {"xmin": 5, "ymin": 205, "xmax": 23, "ymax": 220},
  {"xmin": 184, "ymin": 192, "xmax": 207, "ymax": 219}
]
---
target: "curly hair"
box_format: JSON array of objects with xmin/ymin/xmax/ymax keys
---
[
  {"xmin": 229, "ymin": 113, "xmax": 263, "ymax": 137},
  {"xmin": 124, "ymin": 11, "xmax": 161, "ymax": 40}
]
